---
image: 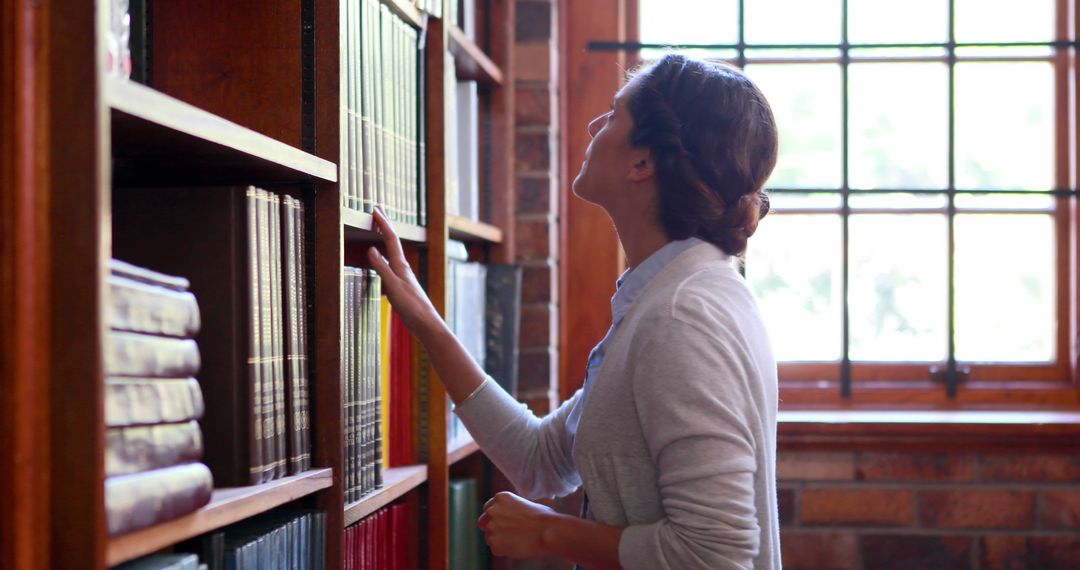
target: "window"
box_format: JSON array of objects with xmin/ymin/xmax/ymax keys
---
[{"xmin": 632, "ymin": 0, "xmax": 1077, "ymax": 405}]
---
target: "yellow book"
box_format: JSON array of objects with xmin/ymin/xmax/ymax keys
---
[{"xmin": 380, "ymin": 295, "xmax": 393, "ymax": 468}]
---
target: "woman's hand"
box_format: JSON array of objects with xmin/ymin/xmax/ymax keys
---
[
  {"xmin": 366, "ymin": 208, "xmax": 445, "ymax": 342},
  {"xmin": 477, "ymin": 492, "xmax": 559, "ymax": 559}
]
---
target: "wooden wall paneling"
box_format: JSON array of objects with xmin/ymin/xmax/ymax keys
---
[
  {"xmin": 51, "ymin": 0, "xmax": 109, "ymax": 567},
  {"xmin": 425, "ymin": 11, "xmax": 451, "ymax": 570},
  {"xmin": 559, "ymin": 0, "xmax": 629, "ymax": 401},
  {"xmin": 1, "ymin": 1, "xmax": 52, "ymax": 568},
  {"xmin": 483, "ymin": 0, "xmax": 515, "ymax": 265},
  {"xmin": 312, "ymin": 0, "xmax": 344, "ymax": 566},
  {"xmin": 150, "ymin": 0, "xmax": 305, "ymax": 148}
]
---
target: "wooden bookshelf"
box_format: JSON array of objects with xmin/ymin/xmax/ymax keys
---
[
  {"xmin": 447, "ymin": 214, "xmax": 504, "ymax": 243},
  {"xmin": 383, "ymin": 0, "xmax": 425, "ymax": 28},
  {"xmin": 108, "ymin": 78, "xmax": 337, "ymax": 186},
  {"xmin": 343, "ymin": 208, "xmax": 429, "ymax": 243},
  {"xmin": 449, "ymin": 25, "xmax": 505, "ymax": 85},
  {"xmin": 447, "ymin": 437, "xmax": 481, "ymax": 466},
  {"xmin": 342, "ymin": 464, "xmax": 429, "ymax": 526},
  {"xmin": 106, "ymin": 469, "xmax": 334, "ymax": 567}
]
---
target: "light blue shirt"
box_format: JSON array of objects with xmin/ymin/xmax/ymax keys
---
[{"xmin": 566, "ymin": 237, "xmax": 708, "ymax": 451}]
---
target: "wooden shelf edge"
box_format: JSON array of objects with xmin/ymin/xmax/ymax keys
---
[
  {"xmin": 342, "ymin": 208, "xmax": 428, "ymax": 243},
  {"xmin": 381, "ymin": 0, "xmax": 424, "ymax": 29},
  {"xmin": 448, "ymin": 25, "xmax": 504, "ymax": 85},
  {"xmin": 343, "ymin": 464, "xmax": 428, "ymax": 526},
  {"xmin": 447, "ymin": 215, "xmax": 504, "ymax": 243},
  {"xmin": 447, "ymin": 437, "xmax": 480, "ymax": 466},
  {"xmin": 106, "ymin": 77, "xmax": 337, "ymax": 183},
  {"xmin": 106, "ymin": 468, "xmax": 334, "ymax": 566}
]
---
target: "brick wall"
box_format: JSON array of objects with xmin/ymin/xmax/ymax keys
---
[
  {"xmin": 779, "ymin": 449, "xmax": 1080, "ymax": 569},
  {"xmin": 513, "ymin": 0, "xmax": 559, "ymax": 416}
]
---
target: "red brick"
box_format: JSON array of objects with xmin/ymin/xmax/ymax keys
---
[
  {"xmin": 517, "ymin": 349, "xmax": 554, "ymax": 394},
  {"xmin": 521, "ymin": 262, "xmax": 555, "ymax": 304},
  {"xmin": 515, "ymin": 85, "xmax": 551, "ymax": 126},
  {"xmin": 514, "ymin": 217, "xmax": 553, "ymax": 260},
  {"xmin": 1041, "ymin": 490, "xmax": 1080, "ymax": 529},
  {"xmin": 800, "ymin": 488, "xmax": 914, "ymax": 526},
  {"xmin": 979, "ymin": 535, "xmax": 1080, "ymax": 570},
  {"xmin": 779, "ymin": 532, "xmax": 859, "ymax": 570},
  {"xmin": 777, "ymin": 451, "xmax": 856, "ymax": 481},
  {"xmin": 979, "ymin": 453, "xmax": 1080, "ymax": 482},
  {"xmin": 861, "ymin": 535, "xmax": 973, "ymax": 570},
  {"xmin": 515, "ymin": 175, "xmax": 554, "ymax": 215},
  {"xmin": 519, "ymin": 303, "xmax": 555, "ymax": 347},
  {"xmin": 857, "ymin": 452, "xmax": 974, "ymax": 482},
  {"xmin": 515, "ymin": 132, "xmax": 551, "ymax": 172},
  {"xmin": 516, "ymin": 2, "xmax": 552, "ymax": 43},
  {"xmin": 779, "ymin": 488, "xmax": 796, "ymax": 527},
  {"xmin": 918, "ymin": 490, "xmax": 1035, "ymax": 529},
  {"xmin": 513, "ymin": 43, "xmax": 552, "ymax": 82}
]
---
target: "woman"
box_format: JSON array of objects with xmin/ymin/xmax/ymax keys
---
[{"xmin": 368, "ymin": 54, "xmax": 780, "ymax": 569}]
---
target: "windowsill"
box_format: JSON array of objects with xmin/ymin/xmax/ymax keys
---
[{"xmin": 778, "ymin": 409, "xmax": 1080, "ymax": 450}]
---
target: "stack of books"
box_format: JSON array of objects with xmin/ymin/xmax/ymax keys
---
[
  {"xmin": 112, "ymin": 186, "xmax": 312, "ymax": 488},
  {"xmin": 343, "ymin": 268, "xmax": 384, "ymax": 503},
  {"xmin": 386, "ymin": 306, "xmax": 418, "ymax": 468},
  {"xmin": 105, "ymin": 260, "xmax": 213, "ymax": 537},
  {"xmin": 345, "ymin": 503, "xmax": 412, "ymax": 569},
  {"xmin": 343, "ymin": 0, "xmax": 425, "ymax": 226}
]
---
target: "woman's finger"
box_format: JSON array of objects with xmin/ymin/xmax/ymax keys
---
[
  {"xmin": 477, "ymin": 512, "xmax": 491, "ymax": 531},
  {"xmin": 371, "ymin": 207, "xmax": 407, "ymax": 271},
  {"xmin": 367, "ymin": 247, "xmax": 400, "ymax": 294}
]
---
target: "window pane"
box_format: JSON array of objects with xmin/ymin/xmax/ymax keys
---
[
  {"xmin": 955, "ymin": 0, "xmax": 1055, "ymax": 44},
  {"xmin": 954, "ymin": 192, "xmax": 1054, "ymax": 210},
  {"xmin": 745, "ymin": 48, "xmax": 842, "ymax": 61},
  {"xmin": 849, "ymin": 192, "xmax": 947, "ymax": 210},
  {"xmin": 639, "ymin": 0, "xmax": 737, "ymax": 46},
  {"xmin": 848, "ymin": 0, "xmax": 947, "ymax": 45},
  {"xmin": 955, "ymin": 214, "xmax": 1055, "ymax": 362},
  {"xmin": 745, "ymin": 0, "xmax": 841, "ymax": 45},
  {"xmin": 955, "ymin": 62, "xmax": 1053, "ymax": 191},
  {"xmin": 769, "ymin": 192, "xmax": 842, "ymax": 210},
  {"xmin": 850, "ymin": 47, "xmax": 949, "ymax": 59},
  {"xmin": 849, "ymin": 215, "xmax": 948, "ymax": 361},
  {"xmin": 746, "ymin": 215, "xmax": 842, "ymax": 361},
  {"xmin": 746, "ymin": 64, "xmax": 842, "ymax": 189},
  {"xmin": 849, "ymin": 63, "xmax": 949, "ymax": 190}
]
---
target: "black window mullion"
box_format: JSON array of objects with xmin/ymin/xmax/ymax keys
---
[
  {"xmin": 840, "ymin": 0, "xmax": 852, "ymax": 397},
  {"xmin": 736, "ymin": 0, "xmax": 746, "ymax": 69}
]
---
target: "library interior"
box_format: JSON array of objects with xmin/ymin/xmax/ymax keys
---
[{"xmin": 5, "ymin": 0, "xmax": 1080, "ymax": 569}]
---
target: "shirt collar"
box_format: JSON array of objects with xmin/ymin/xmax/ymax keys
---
[{"xmin": 611, "ymin": 237, "xmax": 707, "ymax": 325}]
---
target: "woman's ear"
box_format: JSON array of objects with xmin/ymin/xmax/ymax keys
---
[{"xmin": 626, "ymin": 149, "xmax": 655, "ymax": 183}]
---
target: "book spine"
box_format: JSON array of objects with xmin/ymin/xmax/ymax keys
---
[
  {"xmin": 343, "ymin": 268, "xmax": 355, "ymax": 503},
  {"xmin": 379, "ymin": 298, "xmax": 391, "ymax": 471},
  {"xmin": 270, "ymin": 194, "xmax": 287, "ymax": 480},
  {"xmin": 361, "ymin": 270, "xmax": 371, "ymax": 496},
  {"xmin": 295, "ymin": 199, "xmax": 311, "ymax": 472},
  {"xmin": 109, "ymin": 258, "xmax": 191, "ymax": 291},
  {"xmin": 372, "ymin": 271, "xmax": 383, "ymax": 488},
  {"xmin": 344, "ymin": 0, "xmax": 357, "ymax": 212},
  {"xmin": 108, "ymin": 275, "xmax": 201, "ymax": 337},
  {"xmin": 106, "ymin": 332, "xmax": 201, "ymax": 378},
  {"xmin": 246, "ymin": 187, "xmax": 265, "ymax": 486},
  {"xmin": 282, "ymin": 196, "xmax": 303, "ymax": 475},
  {"xmin": 105, "ymin": 462, "xmax": 213, "ymax": 536},
  {"xmin": 257, "ymin": 189, "xmax": 276, "ymax": 484},
  {"xmin": 361, "ymin": 0, "xmax": 375, "ymax": 213},
  {"xmin": 105, "ymin": 377, "xmax": 205, "ymax": 428},
  {"xmin": 358, "ymin": 269, "xmax": 369, "ymax": 497},
  {"xmin": 417, "ymin": 22, "xmax": 427, "ymax": 228},
  {"xmin": 105, "ymin": 420, "xmax": 204, "ymax": 477}
]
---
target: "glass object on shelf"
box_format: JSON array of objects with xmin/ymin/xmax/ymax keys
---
[
  {"xmin": 848, "ymin": 214, "xmax": 948, "ymax": 362},
  {"xmin": 955, "ymin": 0, "xmax": 1054, "ymax": 44},
  {"xmin": 848, "ymin": 62, "xmax": 948, "ymax": 190},
  {"xmin": 955, "ymin": 62, "xmax": 1053, "ymax": 192},
  {"xmin": 745, "ymin": 64, "xmax": 842, "ymax": 190},
  {"xmin": 955, "ymin": 213, "xmax": 1055, "ymax": 363},
  {"xmin": 848, "ymin": 0, "xmax": 947, "ymax": 45},
  {"xmin": 745, "ymin": 0, "xmax": 841, "ymax": 46},
  {"xmin": 745, "ymin": 214, "xmax": 842, "ymax": 362}
]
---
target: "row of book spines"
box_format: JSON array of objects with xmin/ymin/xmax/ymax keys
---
[
  {"xmin": 245, "ymin": 188, "xmax": 312, "ymax": 485},
  {"xmin": 345, "ymin": 503, "xmax": 411, "ymax": 570},
  {"xmin": 343, "ymin": 0, "xmax": 425, "ymax": 227},
  {"xmin": 172, "ymin": 509, "xmax": 328, "ymax": 570},
  {"xmin": 344, "ymin": 267, "xmax": 384, "ymax": 503}
]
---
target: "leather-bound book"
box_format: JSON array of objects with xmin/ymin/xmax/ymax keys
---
[
  {"xmin": 106, "ymin": 420, "xmax": 203, "ymax": 476},
  {"xmin": 105, "ymin": 462, "xmax": 213, "ymax": 536}
]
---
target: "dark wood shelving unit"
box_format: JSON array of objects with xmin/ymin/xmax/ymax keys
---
[
  {"xmin": 342, "ymin": 464, "xmax": 429, "ymax": 526},
  {"xmin": 449, "ymin": 25, "xmax": 504, "ymax": 85},
  {"xmin": 447, "ymin": 214, "xmax": 504, "ymax": 243},
  {"xmin": 342, "ymin": 208, "xmax": 429, "ymax": 243}
]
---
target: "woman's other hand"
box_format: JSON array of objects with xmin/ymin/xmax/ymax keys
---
[
  {"xmin": 367, "ymin": 208, "xmax": 445, "ymax": 343},
  {"xmin": 478, "ymin": 492, "xmax": 559, "ymax": 559}
]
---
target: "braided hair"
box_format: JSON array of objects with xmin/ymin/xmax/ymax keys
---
[{"xmin": 627, "ymin": 54, "xmax": 778, "ymax": 256}]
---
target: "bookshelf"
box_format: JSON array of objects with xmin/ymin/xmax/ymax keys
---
[{"xmin": 3, "ymin": 0, "xmax": 517, "ymax": 569}]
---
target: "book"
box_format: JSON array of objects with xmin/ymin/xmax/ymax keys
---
[
  {"xmin": 105, "ymin": 377, "xmax": 204, "ymax": 427},
  {"xmin": 281, "ymin": 196, "xmax": 309, "ymax": 474},
  {"xmin": 106, "ymin": 332, "xmax": 201, "ymax": 378},
  {"xmin": 216, "ymin": 509, "xmax": 325, "ymax": 570},
  {"xmin": 345, "ymin": 502, "xmax": 411, "ymax": 570},
  {"xmin": 380, "ymin": 297, "xmax": 392, "ymax": 470},
  {"xmin": 108, "ymin": 273, "xmax": 200, "ymax": 337},
  {"xmin": 455, "ymin": 80, "xmax": 479, "ymax": 220},
  {"xmin": 113, "ymin": 553, "xmax": 200, "ymax": 570},
  {"xmin": 105, "ymin": 462, "xmax": 213, "ymax": 536},
  {"xmin": 485, "ymin": 264, "xmax": 523, "ymax": 398},
  {"xmin": 449, "ymin": 479, "xmax": 480, "ymax": 570},
  {"xmin": 106, "ymin": 420, "xmax": 203, "ymax": 476}
]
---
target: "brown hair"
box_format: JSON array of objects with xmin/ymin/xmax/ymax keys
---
[{"xmin": 627, "ymin": 54, "xmax": 778, "ymax": 256}]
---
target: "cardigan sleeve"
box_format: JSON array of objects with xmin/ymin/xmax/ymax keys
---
[
  {"xmin": 618, "ymin": 317, "xmax": 762, "ymax": 570},
  {"xmin": 453, "ymin": 377, "xmax": 583, "ymax": 500}
]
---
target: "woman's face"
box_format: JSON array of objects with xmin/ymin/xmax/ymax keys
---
[{"xmin": 571, "ymin": 81, "xmax": 641, "ymax": 207}]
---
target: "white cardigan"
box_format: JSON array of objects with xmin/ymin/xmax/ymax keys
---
[{"xmin": 455, "ymin": 241, "xmax": 780, "ymax": 569}]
